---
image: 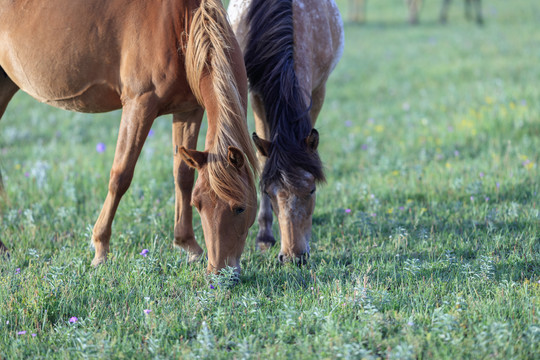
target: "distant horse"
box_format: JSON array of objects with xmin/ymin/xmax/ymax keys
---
[
  {"xmin": 347, "ymin": 0, "xmax": 482, "ymax": 25},
  {"xmin": 348, "ymin": 0, "xmax": 367, "ymax": 23},
  {"xmin": 228, "ymin": 0, "xmax": 344, "ymax": 263},
  {"xmin": 408, "ymin": 0, "xmax": 483, "ymax": 25},
  {"xmin": 440, "ymin": 0, "xmax": 483, "ymax": 24},
  {"xmin": 0, "ymin": 0, "xmax": 257, "ymax": 274}
]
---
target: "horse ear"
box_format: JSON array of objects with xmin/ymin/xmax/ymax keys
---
[
  {"xmin": 178, "ymin": 146, "xmax": 208, "ymax": 169},
  {"xmin": 227, "ymin": 146, "xmax": 245, "ymax": 170},
  {"xmin": 252, "ymin": 132, "xmax": 270, "ymax": 157},
  {"xmin": 305, "ymin": 128, "xmax": 319, "ymax": 151}
]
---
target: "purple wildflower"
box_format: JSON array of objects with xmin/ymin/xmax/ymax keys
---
[
  {"xmin": 32, "ymin": 333, "xmax": 37, "ymax": 337},
  {"xmin": 361, "ymin": 144, "xmax": 368, "ymax": 150},
  {"xmin": 399, "ymin": 206, "xmax": 405, "ymax": 211},
  {"xmin": 69, "ymin": 317, "xmax": 78, "ymax": 323},
  {"xmin": 140, "ymin": 249, "xmax": 149, "ymax": 257},
  {"xmin": 24, "ymin": 172, "xmax": 29, "ymax": 178},
  {"xmin": 15, "ymin": 268, "xmax": 20, "ymax": 274},
  {"xmin": 143, "ymin": 309, "xmax": 151, "ymax": 315},
  {"xmin": 485, "ymin": 197, "xmax": 490, "ymax": 202},
  {"xmin": 345, "ymin": 120, "xmax": 352, "ymax": 127},
  {"xmin": 470, "ymin": 196, "xmax": 474, "ymax": 202},
  {"xmin": 96, "ymin": 143, "xmax": 106, "ymax": 153},
  {"xmin": 479, "ymin": 172, "xmax": 484, "ymax": 178},
  {"xmin": 17, "ymin": 331, "xmax": 26, "ymax": 335},
  {"xmin": 454, "ymin": 150, "xmax": 460, "ymax": 157},
  {"xmin": 496, "ymin": 182, "xmax": 500, "ymax": 189},
  {"xmin": 210, "ymin": 284, "xmax": 215, "ymax": 290},
  {"xmin": 345, "ymin": 209, "xmax": 351, "ymax": 213}
]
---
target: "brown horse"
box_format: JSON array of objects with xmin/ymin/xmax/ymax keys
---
[
  {"xmin": 228, "ymin": 0, "xmax": 344, "ymax": 263},
  {"xmin": 0, "ymin": 0, "xmax": 257, "ymax": 274}
]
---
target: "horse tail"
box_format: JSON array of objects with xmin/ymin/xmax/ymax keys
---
[{"xmin": 185, "ymin": 0, "xmax": 258, "ymax": 206}]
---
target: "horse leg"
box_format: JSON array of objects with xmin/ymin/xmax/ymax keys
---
[
  {"xmin": 440, "ymin": 0, "xmax": 452, "ymax": 24},
  {"xmin": 473, "ymin": 0, "xmax": 483, "ymax": 25},
  {"xmin": 91, "ymin": 97, "xmax": 156, "ymax": 266},
  {"xmin": 172, "ymin": 109, "xmax": 204, "ymax": 262},
  {"xmin": 407, "ymin": 0, "xmax": 421, "ymax": 25},
  {"xmin": 464, "ymin": 0, "xmax": 472, "ymax": 20},
  {"xmin": 0, "ymin": 71, "xmax": 20, "ymax": 257},
  {"xmin": 252, "ymin": 94, "xmax": 276, "ymax": 250}
]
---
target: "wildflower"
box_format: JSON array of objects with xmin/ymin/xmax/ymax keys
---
[
  {"xmin": 69, "ymin": 317, "xmax": 78, "ymax": 323},
  {"xmin": 96, "ymin": 143, "xmax": 106, "ymax": 153},
  {"xmin": 496, "ymin": 182, "xmax": 500, "ymax": 189},
  {"xmin": 32, "ymin": 333, "xmax": 37, "ymax": 337},
  {"xmin": 143, "ymin": 309, "xmax": 151, "ymax": 315},
  {"xmin": 454, "ymin": 150, "xmax": 459, "ymax": 157},
  {"xmin": 485, "ymin": 197, "xmax": 490, "ymax": 202},
  {"xmin": 399, "ymin": 206, "xmax": 405, "ymax": 211},
  {"xmin": 345, "ymin": 120, "xmax": 352, "ymax": 127},
  {"xmin": 17, "ymin": 331, "xmax": 26, "ymax": 335},
  {"xmin": 15, "ymin": 268, "xmax": 20, "ymax": 274},
  {"xmin": 140, "ymin": 249, "xmax": 149, "ymax": 257},
  {"xmin": 479, "ymin": 172, "xmax": 484, "ymax": 178},
  {"xmin": 24, "ymin": 172, "xmax": 29, "ymax": 178},
  {"xmin": 371, "ymin": 213, "xmax": 376, "ymax": 217},
  {"xmin": 407, "ymin": 321, "xmax": 414, "ymax": 326},
  {"xmin": 345, "ymin": 209, "xmax": 351, "ymax": 213},
  {"xmin": 209, "ymin": 284, "xmax": 215, "ymax": 290},
  {"xmin": 470, "ymin": 196, "xmax": 474, "ymax": 202},
  {"xmin": 361, "ymin": 144, "xmax": 368, "ymax": 150}
]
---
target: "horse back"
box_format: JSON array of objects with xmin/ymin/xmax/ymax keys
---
[
  {"xmin": 0, "ymin": 0, "xmax": 197, "ymax": 114},
  {"xmin": 292, "ymin": 0, "xmax": 344, "ymax": 93}
]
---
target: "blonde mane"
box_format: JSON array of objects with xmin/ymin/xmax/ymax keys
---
[{"xmin": 185, "ymin": 0, "xmax": 258, "ymax": 206}]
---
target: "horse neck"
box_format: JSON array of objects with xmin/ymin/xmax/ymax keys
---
[{"xmin": 186, "ymin": 0, "xmax": 257, "ymax": 203}]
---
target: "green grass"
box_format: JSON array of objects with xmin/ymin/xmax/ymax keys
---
[{"xmin": 1, "ymin": 0, "xmax": 539, "ymax": 358}]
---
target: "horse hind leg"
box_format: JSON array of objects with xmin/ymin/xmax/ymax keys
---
[
  {"xmin": 0, "ymin": 69, "xmax": 19, "ymax": 191},
  {"xmin": 0, "ymin": 69, "xmax": 20, "ymax": 257},
  {"xmin": 473, "ymin": 0, "xmax": 483, "ymax": 25},
  {"xmin": 440, "ymin": 0, "xmax": 452, "ymax": 24}
]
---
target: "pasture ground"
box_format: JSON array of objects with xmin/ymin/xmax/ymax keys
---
[{"xmin": 1, "ymin": 0, "xmax": 539, "ymax": 358}]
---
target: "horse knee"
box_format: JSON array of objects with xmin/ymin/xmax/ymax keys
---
[{"xmin": 108, "ymin": 169, "xmax": 133, "ymax": 197}]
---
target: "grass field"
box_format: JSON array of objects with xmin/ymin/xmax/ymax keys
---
[{"xmin": 1, "ymin": 0, "xmax": 539, "ymax": 358}]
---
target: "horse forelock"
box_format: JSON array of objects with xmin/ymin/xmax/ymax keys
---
[
  {"xmin": 245, "ymin": 0, "xmax": 325, "ymax": 189},
  {"xmin": 186, "ymin": 0, "xmax": 258, "ymax": 207}
]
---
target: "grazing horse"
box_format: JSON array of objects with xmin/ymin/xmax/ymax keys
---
[
  {"xmin": 228, "ymin": 0, "xmax": 344, "ymax": 263},
  {"xmin": 0, "ymin": 0, "xmax": 257, "ymax": 274}
]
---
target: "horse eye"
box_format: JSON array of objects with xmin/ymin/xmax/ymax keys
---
[
  {"xmin": 234, "ymin": 207, "xmax": 245, "ymax": 215},
  {"xmin": 310, "ymin": 188, "xmax": 316, "ymax": 195}
]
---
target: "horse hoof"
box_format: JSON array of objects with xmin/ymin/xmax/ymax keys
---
[
  {"xmin": 188, "ymin": 252, "xmax": 204, "ymax": 263},
  {"xmin": 256, "ymin": 234, "xmax": 276, "ymax": 252},
  {"xmin": 91, "ymin": 255, "xmax": 107, "ymax": 267}
]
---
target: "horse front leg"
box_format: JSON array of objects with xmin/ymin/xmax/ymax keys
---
[
  {"xmin": 252, "ymin": 94, "xmax": 276, "ymax": 251},
  {"xmin": 172, "ymin": 109, "xmax": 204, "ymax": 262},
  {"xmin": 91, "ymin": 96, "xmax": 156, "ymax": 266}
]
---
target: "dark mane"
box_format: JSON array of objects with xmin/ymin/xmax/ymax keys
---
[{"xmin": 244, "ymin": 0, "xmax": 325, "ymax": 188}]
